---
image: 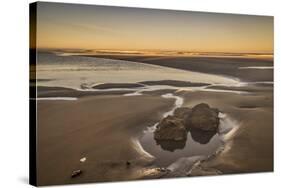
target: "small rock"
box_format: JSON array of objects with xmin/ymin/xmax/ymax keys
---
[
  {"xmin": 126, "ymin": 161, "xmax": 131, "ymax": 166},
  {"xmin": 71, "ymin": 170, "xmax": 82, "ymax": 178},
  {"xmin": 80, "ymin": 157, "xmax": 86, "ymax": 163},
  {"xmin": 159, "ymin": 167, "xmax": 167, "ymax": 172}
]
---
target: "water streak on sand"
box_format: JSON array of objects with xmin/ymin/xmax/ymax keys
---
[
  {"xmin": 123, "ymin": 92, "xmax": 142, "ymax": 96},
  {"xmin": 247, "ymin": 81, "xmax": 273, "ymax": 85},
  {"xmin": 162, "ymin": 93, "xmax": 184, "ymax": 118},
  {"xmin": 218, "ymin": 113, "xmax": 240, "ymax": 141},
  {"xmin": 122, "ymin": 84, "xmax": 248, "ymax": 96},
  {"xmin": 143, "ymin": 93, "xmax": 184, "ymax": 134},
  {"xmin": 33, "ymin": 97, "xmax": 78, "ymax": 101},
  {"xmin": 198, "ymin": 88, "xmax": 248, "ymax": 94},
  {"xmin": 167, "ymin": 156, "xmax": 205, "ymax": 173},
  {"xmin": 131, "ymin": 138, "xmax": 155, "ymax": 160},
  {"xmin": 239, "ymin": 66, "xmax": 273, "ymax": 70}
]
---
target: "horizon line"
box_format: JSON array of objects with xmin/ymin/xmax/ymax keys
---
[{"xmin": 35, "ymin": 48, "xmax": 274, "ymax": 55}]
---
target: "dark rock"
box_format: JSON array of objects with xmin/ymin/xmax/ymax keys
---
[
  {"xmin": 174, "ymin": 107, "xmax": 191, "ymax": 119},
  {"xmin": 71, "ymin": 170, "xmax": 82, "ymax": 178},
  {"xmin": 174, "ymin": 107, "xmax": 192, "ymax": 129},
  {"xmin": 188, "ymin": 103, "xmax": 219, "ymax": 131},
  {"xmin": 126, "ymin": 161, "xmax": 131, "ymax": 166},
  {"xmin": 154, "ymin": 116, "xmax": 186, "ymax": 141}
]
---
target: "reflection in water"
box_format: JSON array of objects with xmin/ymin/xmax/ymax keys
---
[
  {"xmin": 154, "ymin": 129, "xmax": 216, "ymax": 152},
  {"xmin": 140, "ymin": 112, "xmax": 239, "ymax": 167},
  {"xmin": 140, "ymin": 128, "xmax": 222, "ymax": 167},
  {"xmin": 189, "ymin": 129, "xmax": 216, "ymax": 144}
]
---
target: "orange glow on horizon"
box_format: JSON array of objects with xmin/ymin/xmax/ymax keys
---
[{"xmin": 36, "ymin": 2, "xmax": 274, "ymax": 54}]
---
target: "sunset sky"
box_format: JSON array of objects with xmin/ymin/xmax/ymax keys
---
[{"xmin": 36, "ymin": 2, "xmax": 273, "ymax": 53}]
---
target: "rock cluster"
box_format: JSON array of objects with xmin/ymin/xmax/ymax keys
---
[{"xmin": 154, "ymin": 103, "xmax": 220, "ymax": 142}]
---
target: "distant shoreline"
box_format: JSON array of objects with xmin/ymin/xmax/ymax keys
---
[
  {"xmin": 77, "ymin": 54, "xmax": 273, "ymax": 82},
  {"xmin": 37, "ymin": 49, "xmax": 273, "ymax": 59}
]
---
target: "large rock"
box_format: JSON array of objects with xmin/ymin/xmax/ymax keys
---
[
  {"xmin": 188, "ymin": 103, "xmax": 219, "ymax": 131},
  {"xmin": 174, "ymin": 107, "xmax": 191, "ymax": 119},
  {"xmin": 174, "ymin": 107, "xmax": 192, "ymax": 129},
  {"xmin": 154, "ymin": 116, "xmax": 187, "ymax": 141}
]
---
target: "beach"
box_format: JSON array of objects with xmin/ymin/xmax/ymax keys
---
[
  {"xmin": 179, "ymin": 89, "xmax": 273, "ymax": 175},
  {"xmin": 37, "ymin": 93, "xmax": 175, "ymax": 185},
  {"xmin": 34, "ymin": 52, "xmax": 273, "ymax": 185}
]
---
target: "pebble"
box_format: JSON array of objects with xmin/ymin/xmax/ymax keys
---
[
  {"xmin": 80, "ymin": 157, "xmax": 86, "ymax": 163},
  {"xmin": 71, "ymin": 170, "xmax": 82, "ymax": 178}
]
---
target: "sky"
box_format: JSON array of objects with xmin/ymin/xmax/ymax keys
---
[{"xmin": 36, "ymin": 2, "xmax": 274, "ymax": 53}]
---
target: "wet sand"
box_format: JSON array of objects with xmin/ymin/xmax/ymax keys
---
[
  {"xmin": 36, "ymin": 84, "xmax": 273, "ymax": 185},
  {"xmin": 35, "ymin": 86, "xmax": 134, "ymax": 97},
  {"xmin": 177, "ymin": 89, "xmax": 273, "ymax": 175},
  {"xmin": 37, "ymin": 93, "xmax": 174, "ymax": 185},
  {"xmin": 86, "ymin": 55, "xmax": 273, "ymax": 82},
  {"xmin": 35, "ymin": 55, "xmax": 273, "ymax": 185},
  {"xmin": 139, "ymin": 80, "xmax": 210, "ymax": 87}
]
